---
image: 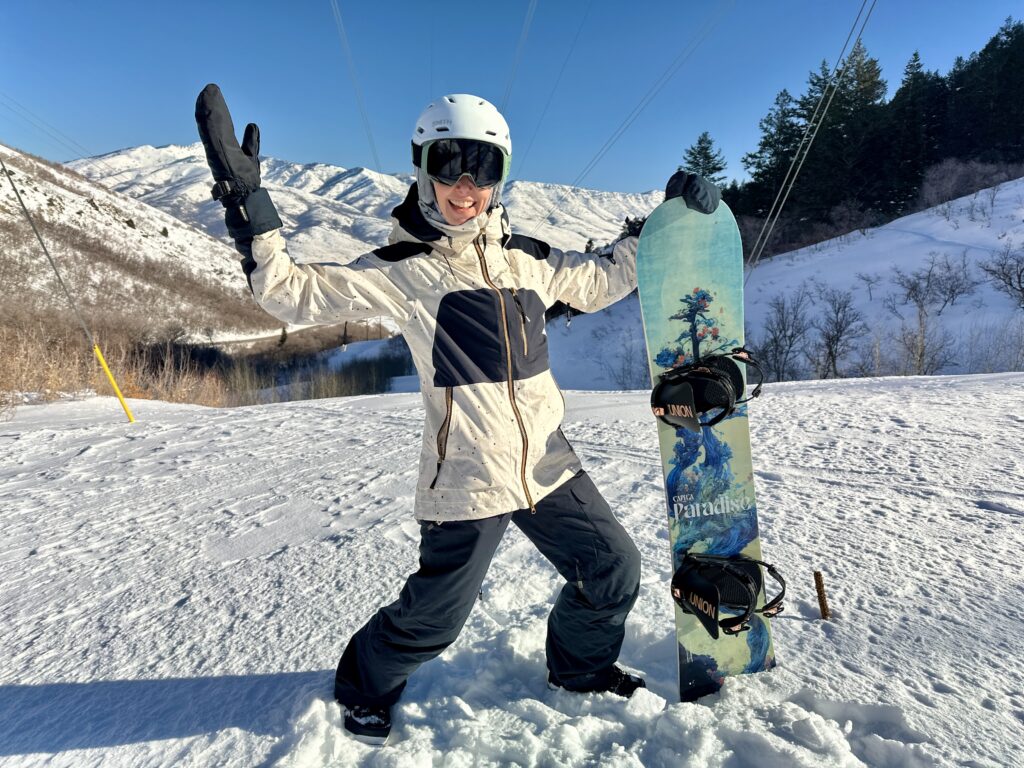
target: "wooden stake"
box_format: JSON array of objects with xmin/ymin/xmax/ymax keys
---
[{"xmin": 814, "ymin": 570, "xmax": 831, "ymax": 620}]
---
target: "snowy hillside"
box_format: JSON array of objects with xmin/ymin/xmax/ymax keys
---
[
  {"xmin": 0, "ymin": 143, "xmax": 269, "ymax": 332},
  {"xmin": 745, "ymin": 178, "xmax": 1024, "ymax": 375},
  {"xmin": 546, "ymin": 178, "xmax": 1024, "ymax": 385},
  {"xmin": 70, "ymin": 143, "xmax": 660, "ymax": 260},
  {"xmin": 2, "ymin": 374, "xmax": 1022, "ymax": 766}
]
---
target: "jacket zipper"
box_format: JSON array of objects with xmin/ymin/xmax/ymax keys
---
[
  {"xmin": 429, "ymin": 386, "xmax": 454, "ymax": 489},
  {"xmin": 474, "ymin": 238, "xmax": 536, "ymax": 513},
  {"xmin": 510, "ymin": 288, "xmax": 529, "ymax": 356}
]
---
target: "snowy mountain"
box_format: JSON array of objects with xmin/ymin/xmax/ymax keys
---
[
  {"xmin": 2, "ymin": 374, "xmax": 1022, "ymax": 766},
  {"xmin": 70, "ymin": 142, "xmax": 661, "ymax": 261},
  {"xmin": 0, "ymin": 143, "xmax": 270, "ymax": 333}
]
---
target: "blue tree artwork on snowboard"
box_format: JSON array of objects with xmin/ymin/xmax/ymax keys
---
[
  {"xmin": 654, "ymin": 288, "xmax": 735, "ymax": 369},
  {"xmin": 655, "ymin": 287, "xmax": 755, "ymax": 559}
]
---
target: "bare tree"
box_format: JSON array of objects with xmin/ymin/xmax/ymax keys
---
[
  {"xmin": 894, "ymin": 324, "xmax": 956, "ymax": 375},
  {"xmin": 885, "ymin": 253, "xmax": 977, "ymax": 375},
  {"xmin": 959, "ymin": 318, "xmax": 1024, "ymax": 374},
  {"xmin": 936, "ymin": 251, "xmax": 983, "ymax": 312},
  {"xmin": 917, "ymin": 158, "xmax": 1024, "ymax": 212},
  {"xmin": 810, "ymin": 287, "xmax": 868, "ymax": 378},
  {"xmin": 755, "ymin": 284, "xmax": 812, "ymax": 381},
  {"xmin": 855, "ymin": 271, "xmax": 882, "ymax": 301},
  {"xmin": 890, "ymin": 252, "xmax": 981, "ymax": 318},
  {"xmin": 980, "ymin": 242, "xmax": 1024, "ymax": 309},
  {"xmin": 591, "ymin": 324, "xmax": 649, "ymax": 389}
]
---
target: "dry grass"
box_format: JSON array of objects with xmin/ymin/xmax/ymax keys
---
[{"xmin": 0, "ymin": 305, "xmax": 412, "ymax": 417}]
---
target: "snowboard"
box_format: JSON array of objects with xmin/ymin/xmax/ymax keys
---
[{"xmin": 635, "ymin": 197, "xmax": 776, "ymax": 702}]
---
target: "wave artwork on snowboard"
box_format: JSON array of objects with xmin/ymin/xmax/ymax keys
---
[{"xmin": 636, "ymin": 198, "xmax": 776, "ymax": 701}]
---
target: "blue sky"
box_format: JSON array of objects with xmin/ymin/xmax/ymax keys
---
[{"xmin": 1, "ymin": 1, "xmax": 1019, "ymax": 192}]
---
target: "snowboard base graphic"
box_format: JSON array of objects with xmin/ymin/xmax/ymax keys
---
[{"xmin": 636, "ymin": 198, "xmax": 776, "ymax": 701}]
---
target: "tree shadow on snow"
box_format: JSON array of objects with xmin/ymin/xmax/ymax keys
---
[{"xmin": 0, "ymin": 669, "xmax": 333, "ymax": 756}]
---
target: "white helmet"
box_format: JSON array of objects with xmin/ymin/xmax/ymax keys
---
[
  {"xmin": 411, "ymin": 94, "xmax": 512, "ymax": 217},
  {"xmin": 412, "ymin": 94, "xmax": 511, "ymax": 156}
]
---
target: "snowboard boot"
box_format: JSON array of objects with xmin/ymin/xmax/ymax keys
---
[
  {"xmin": 548, "ymin": 665, "xmax": 647, "ymax": 698},
  {"xmin": 342, "ymin": 704, "xmax": 392, "ymax": 746}
]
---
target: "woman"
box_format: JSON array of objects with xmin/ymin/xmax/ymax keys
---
[{"xmin": 196, "ymin": 85, "xmax": 720, "ymax": 744}]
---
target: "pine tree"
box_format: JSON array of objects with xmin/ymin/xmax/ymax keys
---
[
  {"xmin": 619, "ymin": 216, "xmax": 647, "ymax": 238},
  {"xmin": 944, "ymin": 17, "xmax": 1024, "ymax": 163},
  {"xmin": 795, "ymin": 42, "xmax": 888, "ymax": 219},
  {"xmin": 725, "ymin": 16, "xmax": 1023, "ymax": 238},
  {"xmin": 884, "ymin": 51, "xmax": 947, "ymax": 212},
  {"xmin": 741, "ymin": 89, "xmax": 802, "ymax": 215},
  {"xmin": 790, "ymin": 60, "xmax": 842, "ymax": 220},
  {"xmin": 680, "ymin": 131, "xmax": 727, "ymax": 186}
]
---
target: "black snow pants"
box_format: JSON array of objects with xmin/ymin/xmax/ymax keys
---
[{"xmin": 333, "ymin": 470, "xmax": 641, "ymax": 708}]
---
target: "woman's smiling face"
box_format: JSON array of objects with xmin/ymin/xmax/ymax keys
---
[{"xmin": 432, "ymin": 175, "xmax": 493, "ymax": 225}]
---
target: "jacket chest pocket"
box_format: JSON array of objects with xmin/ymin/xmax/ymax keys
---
[
  {"xmin": 432, "ymin": 289, "xmax": 507, "ymax": 386},
  {"xmin": 431, "ymin": 288, "xmax": 550, "ymax": 387}
]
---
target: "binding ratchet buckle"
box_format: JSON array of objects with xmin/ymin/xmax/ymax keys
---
[
  {"xmin": 651, "ymin": 347, "xmax": 763, "ymax": 432},
  {"xmin": 671, "ymin": 552, "xmax": 785, "ymax": 639}
]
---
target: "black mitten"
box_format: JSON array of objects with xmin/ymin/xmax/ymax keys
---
[
  {"xmin": 665, "ymin": 171, "xmax": 721, "ymax": 215},
  {"xmin": 195, "ymin": 83, "xmax": 282, "ymax": 241}
]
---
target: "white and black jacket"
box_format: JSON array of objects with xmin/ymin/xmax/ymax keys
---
[{"xmin": 249, "ymin": 186, "xmax": 638, "ymax": 522}]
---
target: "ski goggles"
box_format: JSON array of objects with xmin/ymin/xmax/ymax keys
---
[{"xmin": 413, "ymin": 138, "xmax": 508, "ymax": 188}]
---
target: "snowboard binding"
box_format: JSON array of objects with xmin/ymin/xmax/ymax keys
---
[
  {"xmin": 650, "ymin": 347, "xmax": 764, "ymax": 432},
  {"xmin": 671, "ymin": 552, "xmax": 786, "ymax": 639}
]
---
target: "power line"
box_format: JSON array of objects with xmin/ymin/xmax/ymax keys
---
[
  {"xmin": 329, "ymin": 0, "xmax": 382, "ymax": 173},
  {"xmin": 0, "ymin": 154, "xmax": 134, "ymax": 422},
  {"xmin": 744, "ymin": 0, "xmax": 879, "ymax": 280},
  {"xmin": 502, "ymin": 0, "xmax": 540, "ymax": 113},
  {"xmin": 0, "ymin": 90, "xmax": 120, "ymax": 177},
  {"xmin": 514, "ymin": 0, "xmax": 593, "ymax": 182},
  {"xmin": 528, "ymin": 0, "xmax": 734, "ymax": 238}
]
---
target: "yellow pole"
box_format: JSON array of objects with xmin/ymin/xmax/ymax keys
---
[
  {"xmin": 93, "ymin": 345, "xmax": 135, "ymax": 423},
  {"xmin": 2, "ymin": 156, "xmax": 137, "ymax": 424}
]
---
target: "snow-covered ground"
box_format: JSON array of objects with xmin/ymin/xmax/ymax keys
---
[{"xmin": 2, "ymin": 374, "xmax": 1022, "ymax": 767}]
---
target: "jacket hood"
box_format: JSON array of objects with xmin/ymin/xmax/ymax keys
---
[{"xmin": 389, "ymin": 184, "xmax": 510, "ymax": 257}]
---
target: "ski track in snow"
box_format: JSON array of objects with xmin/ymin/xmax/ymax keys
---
[{"xmin": 1, "ymin": 375, "xmax": 1022, "ymax": 766}]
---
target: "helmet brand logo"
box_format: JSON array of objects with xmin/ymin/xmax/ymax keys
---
[{"xmin": 432, "ymin": 119, "xmax": 452, "ymax": 128}]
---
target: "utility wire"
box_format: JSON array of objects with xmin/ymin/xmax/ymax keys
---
[
  {"xmin": 744, "ymin": 0, "xmax": 878, "ymax": 280},
  {"xmin": 0, "ymin": 90, "xmax": 120, "ymax": 177},
  {"xmin": 502, "ymin": 0, "xmax": 540, "ymax": 112},
  {"xmin": 329, "ymin": 0, "xmax": 383, "ymax": 173},
  {"xmin": 529, "ymin": 0, "xmax": 734, "ymax": 238},
  {"xmin": 0, "ymin": 156, "xmax": 94, "ymax": 345},
  {"xmin": 745, "ymin": 0, "xmax": 870, "ymax": 270},
  {"xmin": 514, "ymin": 0, "xmax": 593, "ymax": 182},
  {"xmin": 0, "ymin": 154, "xmax": 134, "ymax": 422}
]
